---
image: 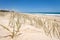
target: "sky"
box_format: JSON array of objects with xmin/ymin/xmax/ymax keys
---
[{"xmin": 0, "ymin": 0, "xmax": 60, "ymax": 12}]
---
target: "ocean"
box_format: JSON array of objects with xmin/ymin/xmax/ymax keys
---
[{"xmin": 21, "ymin": 12, "xmax": 60, "ymax": 16}]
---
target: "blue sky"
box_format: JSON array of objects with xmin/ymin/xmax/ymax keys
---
[{"xmin": 0, "ymin": 0, "xmax": 60, "ymax": 12}]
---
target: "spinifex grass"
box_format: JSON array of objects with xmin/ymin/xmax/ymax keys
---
[
  {"xmin": 0, "ymin": 13, "xmax": 21, "ymax": 39},
  {"xmin": 0, "ymin": 12, "xmax": 60, "ymax": 40}
]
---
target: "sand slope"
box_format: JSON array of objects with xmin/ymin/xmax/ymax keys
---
[{"xmin": 0, "ymin": 12, "xmax": 60, "ymax": 40}]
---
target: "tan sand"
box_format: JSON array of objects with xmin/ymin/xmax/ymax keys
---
[{"xmin": 0, "ymin": 12, "xmax": 60, "ymax": 40}]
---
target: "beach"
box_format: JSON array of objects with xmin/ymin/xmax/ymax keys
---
[{"xmin": 0, "ymin": 12, "xmax": 60, "ymax": 40}]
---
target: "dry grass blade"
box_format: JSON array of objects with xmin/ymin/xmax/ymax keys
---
[
  {"xmin": 16, "ymin": 17, "xmax": 21, "ymax": 33},
  {"xmin": 0, "ymin": 24, "xmax": 12, "ymax": 33},
  {"xmin": 16, "ymin": 23, "xmax": 21, "ymax": 34},
  {"xmin": 52, "ymin": 22, "xmax": 60, "ymax": 39},
  {"xmin": 32, "ymin": 17, "xmax": 43, "ymax": 28},
  {"xmin": 0, "ymin": 35, "xmax": 12, "ymax": 39}
]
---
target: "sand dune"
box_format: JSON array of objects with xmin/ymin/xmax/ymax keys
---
[{"xmin": 0, "ymin": 11, "xmax": 60, "ymax": 40}]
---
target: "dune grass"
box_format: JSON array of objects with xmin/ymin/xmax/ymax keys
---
[{"xmin": 0, "ymin": 12, "xmax": 60, "ymax": 40}]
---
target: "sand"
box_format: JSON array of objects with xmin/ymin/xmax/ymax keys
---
[{"xmin": 0, "ymin": 12, "xmax": 60, "ymax": 40}]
